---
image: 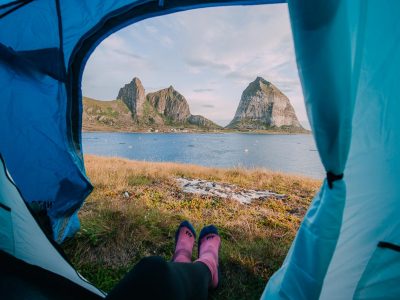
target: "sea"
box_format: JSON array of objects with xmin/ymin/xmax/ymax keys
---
[{"xmin": 82, "ymin": 132, "xmax": 324, "ymax": 179}]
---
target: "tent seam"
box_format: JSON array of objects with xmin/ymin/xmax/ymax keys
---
[{"xmin": 0, "ymin": 0, "xmax": 32, "ymax": 19}]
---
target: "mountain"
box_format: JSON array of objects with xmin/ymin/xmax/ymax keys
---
[
  {"xmin": 116, "ymin": 78, "xmax": 221, "ymax": 129},
  {"xmin": 83, "ymin": 76, "xmax": 307, "ymax": 133},
  {"xmin": 146, "ymin": 86, "xmax": 191, "ymax": 123},
  {"xmin": 227, "ymin": 77, "xmax": 304, "ymax": 131},
  {"xmin": 117, "ymin": 77, "xmax": 146, "ymax": 117},
  {"xmin": 82, "ymin": 78, "xmax": 221, "ymax": 132}
]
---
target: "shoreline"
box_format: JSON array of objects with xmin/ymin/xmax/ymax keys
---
[
  {"xmin": 82, "ymin": 129, "xmax": 311, "ymax": 135},
  {"xmin": 84, "ymin": 154, "xmax": 321, "ymax": 181}
]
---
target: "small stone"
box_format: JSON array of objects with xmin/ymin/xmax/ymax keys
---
[{"xmin": 123, "ymin": 191, "xmax": 130, "ymax": 198}]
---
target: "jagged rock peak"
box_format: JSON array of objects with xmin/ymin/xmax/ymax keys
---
[
  {"xmin": 227, "ymin": 76, "xmax": 302, "ymax": 129},
  {"xmin": 146, "ymin": 86, "xmax": 191, "ymax": 123},
  {"xmin": 132, "ymin": 77, "xmax": 142, "ymax": 84},
  {"xmin": 255, "ymin": 76, "xmax": 269, "ymax": 84},
  {"xmin": 117, "ymin": 77, "xmax": 146, "ymax": 117},
  {"xmin": 246, "ymin": 76, "xmax": 276, "ymax": 94},
  {"xmin": 116, "ymin": 77, "xmax": 221, "ymax": 129}
]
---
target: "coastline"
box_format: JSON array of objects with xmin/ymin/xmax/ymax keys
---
[{"xmin": 82, "ymin": 128, "xmax": 311, "ymax": 135}]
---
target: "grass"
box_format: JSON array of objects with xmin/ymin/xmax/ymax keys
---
[
  {"xmin": 100, "ymin": 107, "xmax": 119, "ymax": 118},
  {"xmin": 62, "ymin": 155, "xmax": 321, "ymax": 299}
]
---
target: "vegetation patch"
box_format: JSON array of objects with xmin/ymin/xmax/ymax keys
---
[
  {"xmin": 100, "ymin": 107, "xmax": 119, "ymax": 118},
  {"xmin": 62, "ymin": 155, "xmax": 321, "ymax": 299},
  {"xmin": 127, "ymin": 174, "xmax": 154, "ymax": 186}
]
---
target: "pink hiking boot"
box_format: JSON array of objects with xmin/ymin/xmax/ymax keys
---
[
  {"xmin": 172, "ymin": 220, "xmax": 196, "ymax": 263},
  {"xmin": 195, "ymin": 225, "xmax": 221, "ymax": 289}
]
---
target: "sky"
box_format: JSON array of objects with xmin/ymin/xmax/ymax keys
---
[{"xmin": 82, "ymin": 3, "xmax": 309, "ymax": 128}]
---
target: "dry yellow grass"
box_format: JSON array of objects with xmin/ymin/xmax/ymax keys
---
[{"xmin": 63, "ymin": 155, "xmax": 321, "ymax": 299}]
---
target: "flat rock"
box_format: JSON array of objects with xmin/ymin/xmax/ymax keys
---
[{"xmin": 176, "ymin": 178, "xmax": 286, "ymax": 204}]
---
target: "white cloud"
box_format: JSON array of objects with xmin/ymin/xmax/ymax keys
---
[
  {"xmin": 193, "ymin": 88, "xmax": 214, "ymax": 93},
  {"xmin": 160, "ymin": 36, "xmax": 174, "ymax": 48},
  {"xmin": 145, "ymin": 25, "xmax": 158, "ymax": 34}
]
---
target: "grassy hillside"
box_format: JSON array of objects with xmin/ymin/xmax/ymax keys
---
[
  {"xmin": 62, "ymin": 155, "xmax": 320, "ymax": 299},
  {"xmin": 82, "ymin": 97, "xmax": 138, "ymax": 132}
]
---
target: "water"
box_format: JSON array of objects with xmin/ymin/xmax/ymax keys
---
[{"xmin": 82, "ymin": 132, "xmax": 324, "ymax": 179}]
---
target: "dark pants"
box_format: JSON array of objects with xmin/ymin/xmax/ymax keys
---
[{"xmin": 106, "ymin": 256, "xmax": 211, "ymax": 300}]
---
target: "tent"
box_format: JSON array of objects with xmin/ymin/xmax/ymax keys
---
[{"xmin": 1, "ymin": 0, "xmax": 399, "ymax": 298}]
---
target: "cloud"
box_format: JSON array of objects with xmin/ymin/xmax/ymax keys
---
[
  {"xmin": 201, "ymin": 104, "xmax": 215, "ymax": 108},
  {"xmin": 111, "ymin": 49, "xmax": 143, "ymax": 60},
  {"xmin": 145, "ymin": 25, "xmax": 158, "ymax": 34},
  {"xmin": 161, "ymin": 36, "xmax": 174, "ymax": 48},
  {"xmin": 193, "ymin": 88, "xmax": 214, "ymax": 93},
  {"xmin": 225, "ymin": 71, "xmax": 255, "ymax": 82},
  {"xmin": 185, "ymin": 57, "xmax": 231, "ymax": 72}
]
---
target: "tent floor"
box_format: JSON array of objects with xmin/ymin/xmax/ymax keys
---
[{"xmin": 0, "ymin": 250, "xmax": 103, "ymax": 300}]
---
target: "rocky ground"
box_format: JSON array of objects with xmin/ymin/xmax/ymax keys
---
[{"xmin": 176, "ymin": 178, "xmax": 286, "ymax": 204}]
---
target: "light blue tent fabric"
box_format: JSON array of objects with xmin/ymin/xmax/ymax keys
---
[
  {"xmin": 321, "ymin": 1, "xmax": 400, "ymax": 298},
  {"xmin": 1, "ymin": 0, "xmax": 400, "ymax": 298},
  {"xmin": 263, "ymin": 0, "xmax": 400, "ymax": 299},
  {"xmin": 0, "ymin": 155, "xmax": 105, "ymax": 297}
]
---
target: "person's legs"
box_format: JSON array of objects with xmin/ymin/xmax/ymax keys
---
[
  {"xmin": 195, "ymin": 225, "xmax": 221, "ymax": 288},
  {"xmin": 172, "ymin": 220, "xmax": 196, "ymax": 263},
  {"xmin": 168, "ymin": 260, "xmax": 211, "ymax": 299},
  {"xmin": 106, "ymin": 256, "xmax": 210, "ymax": 300},
  {"xmin": 106, "ymin": 222, "xmax": 220, "ymax": 300}
]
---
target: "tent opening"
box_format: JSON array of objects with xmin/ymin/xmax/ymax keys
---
[{"xmin": 60, "ymin": 4, "xmax": 323, "ymax": 297}]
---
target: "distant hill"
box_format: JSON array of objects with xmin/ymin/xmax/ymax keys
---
[
  {"xmin": 227, "ymin": 77, "xmax": 306, "ymax": 132},
  {"xmin": 83, "ymin": 78, "xmax": 221, "ymax": 132},
  {"xmin": 82, "ymin": 97, "xmax": 138, "ymax": 132}
]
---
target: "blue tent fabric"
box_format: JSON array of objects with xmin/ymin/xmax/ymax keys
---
[
  {"xmin": 0, "ymin": 0, "xmax": 285, "ymax": 242},
  {"xmin": 1, "ymin": 0, "xmax": 400, "ymax": 298},
  {"xmin": 0, "ymin": 46, "xmax": 92, "ymax": 242}
]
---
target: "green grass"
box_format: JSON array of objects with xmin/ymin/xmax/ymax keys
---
[
  {"xmin": 101, "ymin": 107, "xmax": 119, "ymax": 118},
  {"xmin": 127, "ymin": 174, "xmax": 154, "ymax": 186},
  {"xmin": 62, "ymin": 155, "xmax": 320, "ymax": 299}
]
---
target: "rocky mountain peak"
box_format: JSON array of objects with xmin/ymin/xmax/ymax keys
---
[
  {"xmin": 246, "ymin": 77, "xmax": 277, "ymax": 95},
  {"xmin": 132, "ymin": 77, "xmax": 141, "ymax": 83},
  {"xmin": 146, "ymin": 86, "xmax": 191, "ymax": 122},
  {"xmin": 255, "ymin": 76, "xmax": 269, "ymax": 84},
  {"xmin": 117, "ymin": 77, "xmax": 146, "ymax": 117},
  {"xmin": 227, "ymin": 76, "xmax": 302, "ymax": 129},
  {"xmin": 116, "ymin": 77, "xmax": 221, "ymax": 129}
]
